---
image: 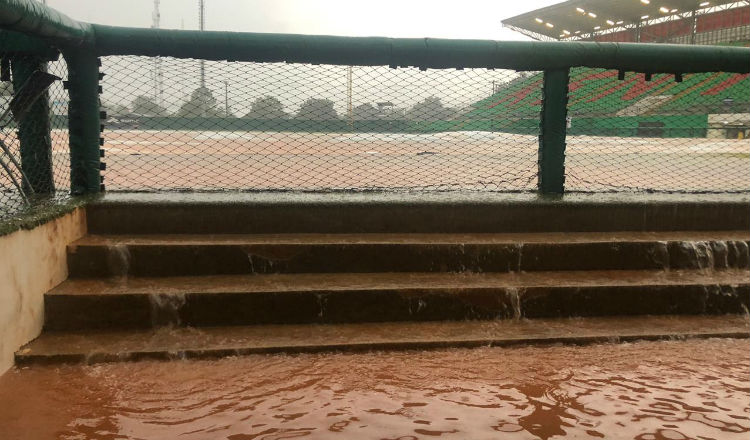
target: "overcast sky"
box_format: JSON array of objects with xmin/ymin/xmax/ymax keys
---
[{"xmin": 45, "ymin": 0, "xmax": 561, "ymax": 40}]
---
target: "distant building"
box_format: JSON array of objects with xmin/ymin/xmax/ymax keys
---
[
  {"xmin": 377, "ymin": 102, "xmax": 394, "ymax": 117},
  {"xmin": 497, "ymin": 0, "xmax": 750, "ymax": 139}
]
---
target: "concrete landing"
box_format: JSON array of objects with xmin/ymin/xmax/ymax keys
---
[
  {"xmin": 86, "ymin": 192, "xmax": 750, "ymax": 234},
  {"xmin": 17, "ymin": 315, "xmax": 750, "ymax": 365},
  {"xmin": 44, "ymin": 270, "xmax": 750, "ymax": 330},
  {"xmin": 71, "ymin": 230, "xmax": 750, "ymax": 245}
]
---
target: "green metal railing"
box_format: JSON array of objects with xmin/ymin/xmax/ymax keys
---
[{"xmin": 1, "ymin": 0, "xmax": 748, "ymax": 203}]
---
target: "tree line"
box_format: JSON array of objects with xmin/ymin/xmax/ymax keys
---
[{"xmin": 113, "ymin": 86, "xmax": 459, "ymax": 121}]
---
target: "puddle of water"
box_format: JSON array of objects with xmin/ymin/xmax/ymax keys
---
[{"xmin": 0, "ymin": 338, "xmax": 747, "ymax": 440}]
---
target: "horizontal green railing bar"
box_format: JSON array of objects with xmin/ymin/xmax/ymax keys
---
[
  {"xmin": 0, "ymin": 30, "xmax": 59, "ymax": 59},
  {"xmin": 91, "ymin": 25, "xmax": 750, "ymax": 74},
  {"xmin": 0, "ymin": 0, "xmax": 92, "ymax": 45}
]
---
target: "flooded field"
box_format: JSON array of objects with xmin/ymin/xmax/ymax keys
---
[
  {"xmin": 1, "ymin": 338, "xmax": 748, "ymax": 439},
  {"xmin": 43, "ymin": 130, "xmax": 750, "ymax": 192}
]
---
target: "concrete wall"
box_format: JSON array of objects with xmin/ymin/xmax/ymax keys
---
[
  {"xmin": 707, "ymin": 113, "xmax": 750, "ymax": 139},
  {"xmin": 0, "ymin": 208, "xmax": 86, "ymax": 374}
]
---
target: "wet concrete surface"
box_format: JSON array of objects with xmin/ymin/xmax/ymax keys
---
[
  {"xmin": 43, "ymin": 270, "xmax": 750, "ymax": 330},
  {"xmin": 2, "ymin": 338, "xmax": 748, "ymax": 439},
  {"xmin": 49, "ymin": 269, "xmax": 750, "ymax": 296},
  {"xmin": 96, "ymin": 190, "xmax": 750, "ymax": 205},
  {"xmin": 17, "ymin": 315, "xmax": 750, "ymax": 365},
  {"xmin": 66, "ymin": 232, "xmax": 750, "ymax": 277},
  {"xmin": 85, "ymin": 194, "xmax": 750, "ymax": 234},
  {"xmin": 73, "ymin": 231, "xmax": 750, "ymax": 245}
]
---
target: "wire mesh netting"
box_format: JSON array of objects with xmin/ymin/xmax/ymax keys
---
[
  {"xmin": 0, "ymin": 49, "xmax": 70, "ymax": 221},
  {"xmin": 100, "ymin": 56, "xmax": 541, "ymax": 192},
  {"xmin": 2, "ymin": 51, "xmax": 746, "ymax": 215},
  {"xmin": 99, "ymin": 56, "xmax": 749, "ymax": 195},
  {"xmin": 564, "ymin": 68, "xmax": 749, "ymax": 193}
]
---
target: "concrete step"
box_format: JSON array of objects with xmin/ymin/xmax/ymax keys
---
[
  {"xmin": 85, "ymin": 193, "xmax": 750, "ymax": 234},
  {"xmin": 44, "ymin": 270, "xmax": 750, "ymax": 331},
  {"xmin": 67, "ymin": 232, "xmax": 750, "ymax": 277},
  {"xmin": 17, "ymin": 315, "xmax": 750, "ymax": 365}
]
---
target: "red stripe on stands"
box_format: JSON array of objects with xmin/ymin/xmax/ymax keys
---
[
  {"xmin": 488, "ymin": 79, "xmax": 543, "ymax": 109},
  {"xmin": 622, "ymin": 74, "xmax": 673, "ymax": 100},
  {"xmin": 700, "ymin": 73, "xmax": 749, "ymax": 96},
  {"xmin": 586, "ymin": 76, "xmax": 639, "ymax": 103},
  {"xmin": 569, "ymin": 70, "xmax": 618, "ymax": 93}
]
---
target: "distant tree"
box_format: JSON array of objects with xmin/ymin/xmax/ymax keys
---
[
  {"xmin": 296, "ymin": 98, "xmax": 339, "ymax": 120},
  {"xmin": 243, "ymin": 96, "xmax": 286, "ymax": 119},
  {"xmin": 177, "ymin": 86, "xmax": 221, "ymax": 117},
  {"xmin": 217, "ymin": 107, "xmax": 237, "ymax": 118},
  {"xmin": 352, "ymin": 103, "xmax": 379, "ymax": 120},
  {"xmin": 406, "ymin": 96, "xmax": 456, "ymax": 121},
  {"xmin": 131, "ymin": 95, "xmax": 167, "ymax": 116},
  {"xmin": 106, "ymin": 102, "xmax": 131, "ymax": 116}
]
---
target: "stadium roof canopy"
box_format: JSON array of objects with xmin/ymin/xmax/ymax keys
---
[{"xmin": 502, "ymin": 0, "xmax": 741, "ymax": 40}]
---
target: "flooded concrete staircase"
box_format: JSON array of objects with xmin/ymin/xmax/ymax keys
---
[{"xmin": 16, "ymin": 195, "xmax": 750, "ymax": 364}]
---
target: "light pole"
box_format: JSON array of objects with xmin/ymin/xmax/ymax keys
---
[
  {"xmin": 347, "ymin": 66, "xmax": 353, "ymax": 129},
  {"xmin": 723, "ymin": 97, "xmax": 734, "ymax": 113},
  {"xmin": 199, "ymin": 0, "xmax": 205, "ymax": 89},
  {"xmin": 224, "ymin": 80, "xmax": 229, "ymax": 118}
]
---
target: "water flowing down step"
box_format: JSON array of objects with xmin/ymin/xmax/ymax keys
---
[{"xmin": 16, "ymin": 194, "xmax": 750, "ymax": 366}]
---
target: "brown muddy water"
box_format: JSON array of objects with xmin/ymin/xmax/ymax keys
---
[{"xmin": 0, "ymin": 338, "xmax": 748, "ymax": 440}]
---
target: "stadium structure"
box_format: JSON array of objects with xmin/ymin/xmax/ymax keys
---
[
  {"xmin": 472, "ymin": 0, "xmax": 750, "ymax": 139},
  {"xmin": 502, "ymin": 0, "xmax": 749, "ymax": 44}
]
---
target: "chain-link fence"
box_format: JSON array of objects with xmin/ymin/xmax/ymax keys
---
[
  {"xmin": 0, "ymin": 45, "xmax": 70, "ymax": 221},
  {"xmin": 96, "ymin": 56, "xmax": 748, "ymax": 194},
  {"xmin": 565, "ymin": 68, "xmax": 749, "ymax": 193},
  {"xmin": 99, "ymin": 56, "xmax": 541, "ymax": 192},
  {"xmin": 2, "ymin": 23, "xmax": 749, "ymax": 223}
]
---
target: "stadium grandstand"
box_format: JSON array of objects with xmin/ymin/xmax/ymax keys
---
[
  {"xmin": 474, "ymin": 0, "xmax": 750, "ymax": 139},
  {"xmin": 502, "ymin": 0, "xmax": 749, "ymax": 44}
]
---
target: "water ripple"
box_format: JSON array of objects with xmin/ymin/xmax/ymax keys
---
[{"xmin": 0, "ymin": 338, "xmax": 747, "ymax": 439}]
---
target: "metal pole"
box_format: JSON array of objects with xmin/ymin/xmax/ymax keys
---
[
  {"xmin": 64, "ymin": 49, "xmax": 102, "ymax": 194},
  {"xmin": 636, "ymin": 21, "xmax": 642, "ymax": 43},
  {"xmin": 152, "ymin": 0, "xmax": 163, "ymax": 107},
  {"xmin": 346, "ymin": 66, "xmax": 352, "ymax": 129},
  {"xmin": 224, "ymin": 80, "xmax": 228, "ymax": 117},
  {"xmin": 11, "ymin": 56, "xmax": 54, "ymax": 194},
  {"xmin": 538, "ymin": 68, "xmax": 570, "ymax": 195},
  {"xmin": 690, "ymin": 10, "xmax": 697, "ymax": 45},
  {"xmin": 199, "ymin": 0, "xmax": 205, "ymax": 30},
  {"xmin": 199, "ymin": 0, "xmax": 205, "ymax": 89}
]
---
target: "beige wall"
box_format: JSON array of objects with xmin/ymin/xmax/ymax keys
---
[{"xmin": 0, "ymin": 208, "xmax": 86, "ymax": 374}]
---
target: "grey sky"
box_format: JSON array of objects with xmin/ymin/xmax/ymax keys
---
[{"xmin": 46, "ymin": 0, "xmax": 561, "ymax": 40}]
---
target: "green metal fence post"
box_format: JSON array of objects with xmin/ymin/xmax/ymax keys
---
[
  {"xmin": 10, "ymin": 55, "xmax": 54, "ymax": 194},
  {"xmin": 64, "ymin": 48, "xmax": 102, "ymax": 194},
  {"xmin": 538, "ymin": 68, "xmax": 570, "ymax": 195}
]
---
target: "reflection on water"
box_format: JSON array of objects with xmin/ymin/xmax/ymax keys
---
[{"xmin": 0, "ymin": 338, "xmax": 748, "ymax": 439}]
